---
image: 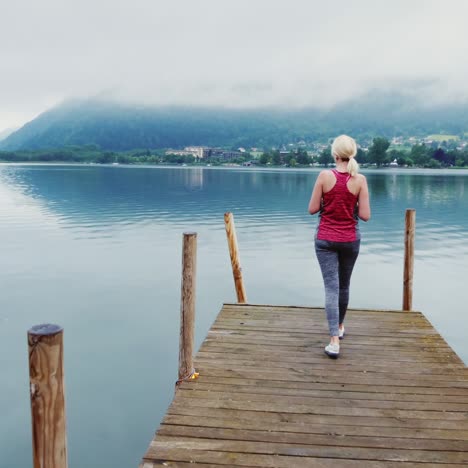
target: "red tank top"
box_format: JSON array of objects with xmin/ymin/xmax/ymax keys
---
[{"xmin": 317, "ymin": 169, "xmax": 359, "ymax": 242}]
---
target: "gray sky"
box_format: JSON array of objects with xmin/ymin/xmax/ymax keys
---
[{"xmin": 1, "ymin": 0, "xmax": 467, "ymax": 131}]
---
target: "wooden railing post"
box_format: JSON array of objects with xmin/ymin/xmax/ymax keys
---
[
  {"xmin": 28, "ymin": 324, "xmax": 68, "ymax": 468},
  {"xmin": 178, "ymin": 232, "xmax": 198, "ymax": 385},
  {"xmin": 403, "ymin": 209, "xmax": 416, "ymax": 311},
  {"xmin": 224, "ymin": 212, "xmax": 247, "ymax": 303}
]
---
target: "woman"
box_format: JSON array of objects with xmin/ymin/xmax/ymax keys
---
[{"xmin": 308, "ymin": 135, "xmax": 370, "ymax": 358}]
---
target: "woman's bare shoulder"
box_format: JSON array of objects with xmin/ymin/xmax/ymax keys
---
[{"xmin": 319, "ymin": 169, "xmax": 334, "ymax": 178}]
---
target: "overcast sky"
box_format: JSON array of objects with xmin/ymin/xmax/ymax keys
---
[{"xmin": 1, "ymin": 0, "xmax": 467, "ymax": 130}]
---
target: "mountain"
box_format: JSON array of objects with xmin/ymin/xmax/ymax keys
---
[
  {"xmin": 0, "ymin": 127, "xmax": 19, "ymax": 142},
  {"xmin": 2, "ymin": 94, "xmax": 468, "ymax": 151}
]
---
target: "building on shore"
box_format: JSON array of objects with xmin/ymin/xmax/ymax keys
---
[
  {"xmin": 200, "ymin": 148, "xmax": 244, "ymax": 160},
  {"xmin": 184, "ymin": 146, "xmax": 206, "ymax": 159},
  {"xmin": 165, "ymin": 146, "xmax": 207, "ymax": 158},
  {"xmin": 165, "ymin": 146, "xmax": 243, "ymax": 160}
]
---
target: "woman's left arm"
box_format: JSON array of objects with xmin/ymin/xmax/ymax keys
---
[{"xmin": 308, "ymin": 171, "xmax": 325, "ymax": 215}]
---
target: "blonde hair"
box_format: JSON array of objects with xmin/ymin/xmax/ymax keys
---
[{"xmin": 331, "ymin": 134, "xmax": 359, "ymax": 177}]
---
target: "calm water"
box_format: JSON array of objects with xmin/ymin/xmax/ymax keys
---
[{"xmin": 1, "ymin": 164, "xmax": 467, "ymax": 467}]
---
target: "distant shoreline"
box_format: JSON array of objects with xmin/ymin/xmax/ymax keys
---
[{"xmin": 2, "ymin": 161, "xmax": 468, "ymax": 175}]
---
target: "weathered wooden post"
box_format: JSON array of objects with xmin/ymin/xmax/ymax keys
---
[
  {"xmin": 28, "ymin": 324, "xmax": 68, "ymax": 468},
  {"xmin": 224, "ymin": 212, "xmax": 247, "ymax": 303},
  {"xmin": 403, "ymin": 209, "xmax": 416, "ymax": 311},
  {"xmin": 177, "ymin": 232, "xmax": 198, "ymax": 386}
]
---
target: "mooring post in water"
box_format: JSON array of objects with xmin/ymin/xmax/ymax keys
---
[
  {"xmin": 224, "ymin": 212, "xmax": 247, "ymax": 303},
  {"xmin": 178, "ymin": 232, "xmax": 198, "ymax": 386},
  {"xmin": 28, "ymin": 324, "xmax": 68, "ymax": 468},
  {"xmin": 403, "ymin": 209, "xmax": 416, "ymax": 311}
]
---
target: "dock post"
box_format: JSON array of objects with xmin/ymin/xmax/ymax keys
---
[
  {"xmin": 178, "ymin": 232, "xmax": 198, "ymax": 385},
  {"xmin": 403, "ymin": 209, "xmax": 416, "ymax": 311},
  {"xmin": 28, "ymin": 324, "xmax": 68, "ymax": 468},
  {"xmin": 224, "ymin": 212, "xmax": 247, "ymax": 303}
]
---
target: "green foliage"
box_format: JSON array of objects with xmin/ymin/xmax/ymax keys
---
[
  {"xmin": 356, "ymin": 147, "xmax": 368, "ymax": 164},
  {"xmin": 425, "ymin": 159, "xmax": 442, "ymax": 168},
  {"xmin": 282, "ymin": 152, "xmax": 293, "ymax": 165},
  {"xmin": 259, "ymin": 153, "xmax": 270, "ymax": 165},
  {"xmin": 296, "ymin": 148, "xmax": 311, "ymax": 165},
  {"xmin": 271, "ymin": 151, "xmax": 281, "ymax": 165},
  {"xmin": 318, "ymin": 147, "xmax": 333, "ymax": 166},
  {"xmin": 410, "ymin": 144, "xmax": 430, "ymax": 166},
  {"xmin": 367, "ymin": 137, "xmax": 390, "ymax": 166},
  {"xmin": 96, "ymin": 152, "xmax": 115, "ymax": 164},
  {"xmin": 116, "ymin": 154, "xmax": 131, "ymax": 164}
]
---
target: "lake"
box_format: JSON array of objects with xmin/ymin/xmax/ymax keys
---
[{"xmin": 1, "ymin": 164, "xmax": 467, "ymax": 468}]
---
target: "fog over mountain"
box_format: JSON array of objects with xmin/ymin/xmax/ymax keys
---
[
  {"xmin": 2, "ymin": 91, "xmax": 467, "ymax": 151},
  {"xmin": 0, "ymin": 128, "xmax": 18, "ymax": 142},
  {"xmin": 1, "ymin": 1, "xmax": 468, "ymax": 131}
]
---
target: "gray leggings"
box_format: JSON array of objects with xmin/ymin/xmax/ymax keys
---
[{"xmin": 315, "ymin": 238, "xmax": 360, "ymax": 336}]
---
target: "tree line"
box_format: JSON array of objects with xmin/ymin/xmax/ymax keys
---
[
  {"xmin": 1, "ymin": 138, "xmax": 468, "ymax": 168},
  {"xmin": 259, "ymin": 138, "xmax": 468, "ymax": 168}
]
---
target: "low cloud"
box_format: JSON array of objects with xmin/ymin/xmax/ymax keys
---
[{"xmin": 1, "ymin": 0, "xmax": 468, "ymax": 128}]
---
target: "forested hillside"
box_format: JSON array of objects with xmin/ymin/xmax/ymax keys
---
[{"xmin": 2, "ymin": 93, "xmax": 468, "ymax": 151}]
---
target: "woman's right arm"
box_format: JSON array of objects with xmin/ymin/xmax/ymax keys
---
[
  {"xmin": 358, "ymin": 176, "xmax": 371, "ymax": 221},
  {"xmin": 308, "ymin": 171, "xmax": 325, "ymax": 215}
]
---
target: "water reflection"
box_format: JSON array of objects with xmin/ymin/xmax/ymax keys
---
[{"xmin": 1, "ymin": 167, "xmax": 464, "ymax": 232}]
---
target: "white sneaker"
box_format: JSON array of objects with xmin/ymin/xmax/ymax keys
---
[
  {"xmin": 339, "ymin": 326, "xmax": 345, "ymax": 340},
  {"xmin": 325, "ymin": 342, "xmax": 340, "ymax": 358}
]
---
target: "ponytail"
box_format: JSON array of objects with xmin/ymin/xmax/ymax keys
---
[
  {"xmin": 347, "ymin": 158, "xmax": 359, "ymax": 177},
  {"xmin": 332, "ymin": 134, "xmax": 359, "ymax": 176}
]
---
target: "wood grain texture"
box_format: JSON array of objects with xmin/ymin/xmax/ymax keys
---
[
  {"xmin": 224, "ymin": 212, "xmax": 247, "ymax": 303},
  {"xmin": 178, "ymin": 232, "xmax": 197, "ymax": 381},
  {"xmin": 141, "ymin": 304, "xmax": 468, "ymax": 466},
  {"xmin": 28, "ymin": 324, "xmax": 68, "ymax": 468},
  {"xmin": 403, "ymin": 209, "xmax": 416, "ymax": 311}
]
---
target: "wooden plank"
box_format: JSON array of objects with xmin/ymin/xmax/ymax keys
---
[
  {"xmin": 219, "ymin": 307, "xmax": 426, "ymax": 318},
  {"xmin": 221, "ymin": 303, "xmax": 422, "ymax": 314},
  {"xmin": 156, "ymin": 424, "xmax": 468, "ymax": 452},
  {"xmin": 202, "ymin": 337, "xmax": 452, "ymax": 352},
  {"xmin": 144, "ymin": 454, "xmax": 466, "ymax": 468},
  {"xmin": 178, "ymin": 380, "xmax": 468, "ymax": 403},
  {"xmin": 196, "ymin": 349, "xmax": 466, "ymax": 372},
  {"xmin": 162, "ymin": 413, "xmax": 468, "ymax": 441},
  {"xmin": 167, "ymin": 404, "xmax": 468, "ymax": 433},
  {"xmin": 141, "ymin": 303, "xmax": 468, "ymax": 467},
  {"xmin": 178, "ymin": 388, "xmax": 468, "ymax": 412},
  {"xmin": 200, "ymin": 342, "xmax": 464, "ymax": 364},
  {"xmin": 204, "ymin": 336, "xmax": 451, "ymax": 351},
  {"xmin": 214, "ymin": 322, "xmax": 446, "ymax": 337},
  {"xmin": 178, "ymin": 374, "xmax": 468, "ymax": 396},
  {"xmin": 169, "ymin": 396, "xmax": 468, "ymax": 425},
  {"xmin": 201, "ymin": 343, "xmax": 460, "ymax": 363},
  {"xmin": 212, "ymin": 320, "xmax": 448, "ymax": 347},
  {"xmin": 141, "ymin": 463, "xmax": 237, "ymax": 468},
  {"xmin": 216, "ymin": 310, "xmax": 428, "ymax": 321},
  {"xmin": 146, "ymin": 436, "xmax": 468, "ymax": 463},
  {"xmin": 206, "ymin": 332, "xmax": 445, "ymax": 345},
  {"xmin": 192, "ymin": 366, "xmax": 468, "ymax": 389},
  {"xmin": 143, "ymin": 447, "xmax": 468, "ymax": 467},
  {"xmin": 194, "ymin": 355, "xmax": 466, "ymax": 377},
  {"xmin": 214, "ymin": 312, "xmax": 431, "ymax": 323}
]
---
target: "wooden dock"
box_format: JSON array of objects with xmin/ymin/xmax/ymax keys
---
[{"xmin": 140, "ymin": 303, "xmax": 468, "ymax": 467}]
